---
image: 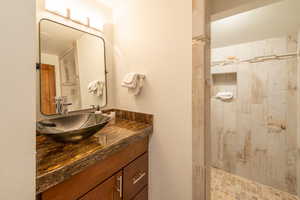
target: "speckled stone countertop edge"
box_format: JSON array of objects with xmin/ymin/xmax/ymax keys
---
[{"xmin": 36, "ymin": 125, "xmax": 153, "ymax": 194}]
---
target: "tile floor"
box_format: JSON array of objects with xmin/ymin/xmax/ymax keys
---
[{"xmin": 211, "ymin": 168, "xmax": 299, "ymax": 200}]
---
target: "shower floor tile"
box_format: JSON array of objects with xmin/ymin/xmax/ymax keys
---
[{"xmin": 211, "ymin": 167, "xmax": 299, "ymax": 200}]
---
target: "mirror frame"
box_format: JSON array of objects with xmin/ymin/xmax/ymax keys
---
[{"xmin": 38, "ymin": 18, "xmax": 108, "ymax": 116}]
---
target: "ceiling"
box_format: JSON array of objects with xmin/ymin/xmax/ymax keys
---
[
  {"xmin": 95, "ymin": 0, "xmax": 114, "ymax": 8},
  {"xmin": 211, "ymin": 0, "xmax": 300, "ymax": 48},
  {"xmin": 40, "ymin": 20, "xmax": 85, "ymax": 56}
]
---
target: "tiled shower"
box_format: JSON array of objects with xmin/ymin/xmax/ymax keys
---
[{"xmin": 210, "ymin": 34, "xmax": 300, "ymax": 199}]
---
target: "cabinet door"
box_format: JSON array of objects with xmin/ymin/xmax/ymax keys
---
[
  {"xmin": 80, "ymin": 171, "xmax": 123, "ymax": 200},
  {"xmin": 132, "ymin": 187, "xmax": 147, "ymax": 200}
]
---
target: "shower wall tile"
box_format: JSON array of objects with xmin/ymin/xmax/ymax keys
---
[
  {"xmin": 211, "ymin": 35, "xmax": 299, "ymax": 195},
  {"xmin": 250, "ymin": 40, "xmax": 268, "ymax": 58},
  {"xmin": 297, "ymin": 30, "xmax": 300, "ymax": 197},
  {"xmin": 265, "ymin": 37, "xmax": 287, "ymax": 55},
  {"xmin": 192, "ymin": 39, "xmax": 208, "ymax": 200},
  {"xmin": 287, "ymin": 34, "xmax": 298, "ymax": 53},
  {"xmin": 211, "ymin": 35, "xmax": 297, "ymax": 63}
]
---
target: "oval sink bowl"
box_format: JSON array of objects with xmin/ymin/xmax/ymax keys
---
[{"xmin": 37, "ymin": 113, "xmax": 110, "ymax": 143}]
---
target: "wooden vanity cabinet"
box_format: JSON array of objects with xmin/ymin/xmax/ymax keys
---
[
  {"xmin": 123, "ymin": 153, "xmax": 148, "ymax": 200},
  {"xmin": 80, "ymin": 153, "xmax": 148, "ymax": 200},
  {"xmin": 131, "ymin": 187, "xmax": 148, "ymax": 200},
  {"xmin": 40, "ymin": 138, "xmax": 148, "ymax": 200},
  {"xmin": 79, "ymin": 171, "xmax": 122, "ymax": 200}
]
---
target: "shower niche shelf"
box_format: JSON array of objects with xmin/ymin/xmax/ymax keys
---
[{"xmin": 211, "ymin": 65, "xmax": 237, "ymax": 75}]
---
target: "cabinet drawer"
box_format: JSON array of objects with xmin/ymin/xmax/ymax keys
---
[
  {"xmin": 80, "ymin": 171, "xmax": 122, "ymax": 200},
  {"xmin": 132, "ymin": 187, "xmax": 148, "ymax": 200},
  {"xmin": 123, "ymin": 153, "xmax": 148, "ymax": 200}
]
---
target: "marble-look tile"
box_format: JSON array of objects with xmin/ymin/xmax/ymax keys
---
[
  {"xmin": 210, "ymin": 36, "xmax": 298, "ymax": 194},
  {"xmin": 212, "ymin": 35, "xmax": 297, "ymax": 64}
]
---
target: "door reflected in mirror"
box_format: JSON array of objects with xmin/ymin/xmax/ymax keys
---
[{"xmin": 39, "ymin": 19, "xmax": 107, "ymax": 115}]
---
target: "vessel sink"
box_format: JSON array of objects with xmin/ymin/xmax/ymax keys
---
[{"xmin": 37, "ymin": 113, "xmax": 110, "ymax": 143}]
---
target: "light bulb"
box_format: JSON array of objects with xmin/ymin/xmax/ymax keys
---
[
  {"xmin": 70, "ymin": 9, "xmax": 89, "ymax": 25},
  {"xmin": 45, "ymin": 0, "xmax": 68, "ymax": 17},
  {"xmin": 89, "ymin": 17, "xmax": 104, "ymax": 31}
]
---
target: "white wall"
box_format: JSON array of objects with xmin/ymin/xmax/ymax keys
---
[
  {"xmin": 112, "ymin": 0, "xmax": 192, "ymax": 199},
  {"xmin": 77, "ymin": 34, "xmax": 106, "ymax": 107},
  {"xmin": 41, "ymin": 53, "xmax": 61, "ymax": 96},
  {"xmin": 0, "ymin": 0, "xmax": 36, "ymax": 200},
  {"xmin": 211, "ymin": 0, "xmax": 300, "ymax": 48}
]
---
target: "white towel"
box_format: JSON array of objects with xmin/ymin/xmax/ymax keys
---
[
  {"xmin": 122, "ymin": 73, "xmax": 138, "ymax": 88},
  {"xmin": 88, "ymin": 80, "xmax": 104, "ymax": 97},
  {"xmin": 215, "ymin": 92, "xmax": 233, "ymax": 100}
]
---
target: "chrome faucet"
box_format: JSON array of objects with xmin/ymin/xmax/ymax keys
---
[
  {"xmin": 90, "ymin": 105, "xmax": 101, "ymax": 112},
  {"xmin": 55, "ymin": 96, "xmax": 72, "ymax": 114}
]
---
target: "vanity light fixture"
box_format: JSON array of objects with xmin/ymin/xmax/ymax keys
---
[
  {"xmin": 70, "ymin": 10, "xmax": 89, "ymax": 26},
  {"xmin": 45, "ymin": 0, "xmax": 69, "ymax": 18},
  {"xmin": 89, "ymin": 17, "xmax": 104, "ymax": 31},
  {"xmin": 44, "ymin": 0, "xmax": 104, "ymax": 32}
]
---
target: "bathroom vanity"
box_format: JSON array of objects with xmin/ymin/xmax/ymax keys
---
[
  {"xmin": 37, "ymin": 17, "xmax": 153, "ymax": 200},
  {"xmin": 36, "ymin": 109, "xmax": 153, "ymax": 200}
]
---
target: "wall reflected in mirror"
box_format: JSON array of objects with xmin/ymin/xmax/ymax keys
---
[{"xmin": 39, "ymin": 19, "xmax": 107, "ymax": 115}]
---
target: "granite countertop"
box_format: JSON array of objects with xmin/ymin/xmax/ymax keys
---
[{"xmin": 36, "ymin": 111, "xmax": 153, "ymax": 194}]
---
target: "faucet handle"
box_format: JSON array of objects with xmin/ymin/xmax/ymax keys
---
[
  {"xmin": 90, "ymin": 105, "xmax": 100, "ymax": 111},
  {"xmin": 54, "ymin": 96, "xmax": 72, "ymax": 114}
]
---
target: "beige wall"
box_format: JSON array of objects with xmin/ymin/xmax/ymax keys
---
[
  {"xmin": 112, "ymin": 0, "xmax": 192, "ymax": 199},
  {"xmin": 0, "ymin": 0, "xmax": 36, "ymax": 200}
]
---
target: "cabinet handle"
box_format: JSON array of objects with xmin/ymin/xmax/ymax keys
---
[
  {"xmin": 132, "ymin": 172, "xmax": 146, "ymax": 185},
  {"xmin": 117, "ymin": 176, "xmax": 122, "ymax": 198}
]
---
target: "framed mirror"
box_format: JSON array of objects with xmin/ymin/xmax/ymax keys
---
[{"xmin": 39, "ymin": 19, "xmax": 107, "ymax": 116}]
